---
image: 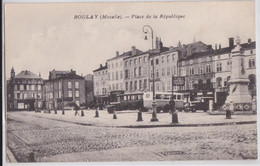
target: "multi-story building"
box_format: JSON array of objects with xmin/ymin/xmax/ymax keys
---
[
  {"xmin": 7, "ymin": 68, "xmax": 43, "ymax": 111},
  {"xmin": 44, "ymin": 69, "xmax": 85, "ymax": 110},
  {"xmin": 107, "ymin": 46, "xmax": 142, "ymax": 93},
  {"xmin": 123, "ymin": 51, "xmax": 150, "ymax": 93},
  {"xmin": 93, "ymin": 64, "xmax": 108, "ymax": 105},
  {"xmin": 84, "ymin": 74, "xmax": 94, "ymax": 108},
  {"xmin": 212, "ymin": 38, "xmax": 256, "ymax": 106},
  {"xmin": 176, "ymin": 41, "xmax": 215, "ymax": 102}
]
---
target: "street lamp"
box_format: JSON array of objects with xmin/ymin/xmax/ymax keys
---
[{"xmin": 142, "ymin": 25, "xmax": 158, "ymax": 122}]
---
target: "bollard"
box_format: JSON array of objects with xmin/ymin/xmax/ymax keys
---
[
  {"xmin": 28, "ymin": 152, "xmax": 35, "ymax": 162},
  {"xmin": 226, "ymin": 109, "xmax": 232, "ymax": 119},
  {"xmin": 172, "ymin": 111, "xmax": 178, "ymax": 123},
  {"xmin": 62, "ymin": 109, "xmax": 65, "ymax": 115},
  {"xmin": 49, "ymin": 109, "xmax": 51, "ymax": 114},
  {"xmin": 136, "ymin": 112, "xmax": 143, "ymax": 121},
  {"xmin": 113, "ymin": 112, "xmax": 117, "ymax": 119},
  {"xmin": 95, "ymin": 110, "xmax": 99, "ymax": 118},
  {"xmin": 54, "ymin": 108, "xmax": 57, "ymax": 114},
  {"xmin": 81, "ymin": 110, "xmax": 84, "ymax": 116}
]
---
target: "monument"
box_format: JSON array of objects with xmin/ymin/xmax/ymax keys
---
[{"xmin": 225, "ymin": 36, "xmax": 252, "ymax": 111}]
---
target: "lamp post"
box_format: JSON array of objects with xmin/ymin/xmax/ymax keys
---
[{"xmin": 142, "ymin": 25, "xmax": 158, "ymax": 122}]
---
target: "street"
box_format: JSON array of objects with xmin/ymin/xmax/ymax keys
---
[{"xmin": 6, "ymin": 111, "xmax": 257, "ymax": 162}]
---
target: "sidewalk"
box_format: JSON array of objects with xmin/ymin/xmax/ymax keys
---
[{"xmin": 10, "ymin": 109, "xmax": 257, "ymax": 128}]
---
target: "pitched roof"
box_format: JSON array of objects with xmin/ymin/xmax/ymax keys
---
[
  {"xmin": 93, "ymin": 65, "xmax": 107, "ymax": 72},
  {"xmin": 107, "ymin": 49, "xmax": 143, "ymax": 61},
  {"xmin": 14, "ymin": 70, "xmax": 41, "ymax": 79},
  {"xmin": 179, "ymin": 41, "xmax": 256, "ymax": 61}
]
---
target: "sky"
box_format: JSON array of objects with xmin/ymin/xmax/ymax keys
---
[{"xmin": 4, "ymin": 1, "xmax": 255, "ymax": 79}]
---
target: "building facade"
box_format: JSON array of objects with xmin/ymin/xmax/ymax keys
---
[
  {"xmin": 123, "ymin": 52, "xmax": 150, "ymax": 93},
  {"xmin": 44, "ymin": 69, "xmax": 85, "ymax": 110},
  {"xmin": 93, "ymin": 64, "xmax": 108, "ymax": 105},
  {"xmin": 7, "ymin": 68, "xmax": 43, "ymax": 111},
  {"xmin": 84, "ymin": 74, "xmax": 95, "ymax": 108},
  {"xmin": 213, "ymin": 38, "xmax": 256, "ymax": 106}
]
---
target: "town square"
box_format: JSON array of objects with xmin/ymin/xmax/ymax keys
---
[{"xmin": 3, "ymin": 1, "xmax": 258, "ymax": 164}]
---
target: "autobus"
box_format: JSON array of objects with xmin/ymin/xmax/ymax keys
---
[{"xmin": 107, "ymin": 92, "xmax": 184, "ymax": 113}]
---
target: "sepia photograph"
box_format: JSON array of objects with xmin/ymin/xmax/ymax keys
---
[{"xmin": 2, "ymin": 0, "xmax": 259, "ymax": 164}]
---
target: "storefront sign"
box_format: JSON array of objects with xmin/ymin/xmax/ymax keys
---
[{"xmin": 173, "ymin": 77, "xmax": 185, "ymax": 86}]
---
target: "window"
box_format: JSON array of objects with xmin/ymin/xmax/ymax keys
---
[
  {"xmin": 27, "ymin": 85, "xmax": 29, "ymax": 90},
  {"xmin": 162, "ymin": 57, "xmax": 165, "ymax": 63},
  {"xmin": 134, "ymin": 68, "xmax": 137, "ymax": 77},
  {"xmin": 144, "ymin": 56, "xmax": 147, "ymax": 63},
  {"xmin": 156, "ymin": 59, "xmax": 159, "ymax": 65},
  {"xmin": 190, "ymin": 60, "xmax": 193, "ymax": 64},
  {"xmin": 120, "ymin": 71, "xmax": 123, "ymax": 79},
  {"xmin": 227, "ymin": 61, "xmax": 232, "ymax": 71},
  {"xmin": 68, "ymin": 82, "xmax": 72, "ymax": 89},
  {"xmin": 139, "ymin": 57, "xmax": 142, "ymax": 64},
  {"xmin": 216, "ymin": 77, "xmax": 222, "ymax": 88},
  {"xmin": 172, "ymin": 54, "xmax": 175, "ymax": 61},
  {"xmin": 125, "ymin": 82, "xmax": 128, "ymax": 91},
  {"xmin": 75, "ymin": 91, "xmax": 79, "ymax": 97},
  {"xmin": 20, "ymin": 85, "xmax": 24, "ymax": 91},
  {"xmin": 139, "ymin": 66, "xmax": 142, "ymax": 76},
  {"xmin": 75, "ymin": 82, "xmax": 79, "ymax": 89},
  {"xmin": 250, "ymin": 50, "xmax": 253, "ymax": 54},
  {"xmin": 189, "ymin": 66, "xmax": 194, "ymax": 75},
  {"xmin": 198, "ymin": 65, "xmax": 203, "ymax": 74},
  {"xmin": 189, "ymin": 81, "xmax": 194, "ymax": 90},
  {"xmin": 31, "ymin": 85, "xmax": 35, "ymax": 90},
  {"xmin": 112, "ymin": 63, "xmax": 114, "ymax": 68},
  {"xmin": 139, "ymin": 80, "xmax": 142, "ymax": 89},
  {"xmin": 167, "ymin": 55, "xmax": 170, "ymax": 62},
  {"xmin": 162, "ymin": 82, "xmax": 165, "ymax": 91},
  {"xmin": 249, "ymin": 58, "xmax": 255, "ymax": 68},
  {"xmin": 156, "ymin": 69, "xmax": 159, "ymax": 78},
  {"xmin": 116, "ymin": 62, "xmax": 118, "ymax": 67},
  {"xmin": 150, "ymin": 70, "xmax": 153, "ymax": 79},
  {"xmin": 112, "ymin": 72, "xmax": 114, "ymax": 80},
  {"xmin": 134, "ymin": 81, "xmax": 137, "ymax": 90},
  {"xmin": 130, "ymin": 60, "xmax": 132, "ymax": 66},
  {"xmin": 181, "ymin": 67, "xmax": 186, "ymax": 76},
  {"xmin": 38, "ymin": 93, "xmax": 42, "ymax": 99},
  {"xmin": 120, "ymin": 83, "xmax": 123, "ymax": 90},
  {"xmin": 167, "ymin": 81, "xmax": 171, "ymax": 91},
  {"xmin": 162, "ymin": 68, "xmax": 165, "ymax": 76},
  {"xmin": 206, "ymin": 64, "xmax": 211, "ymax": 73},
  {"xmin": 144, "ymin": 79, "xmax": 147, "ymax": 89},
  {"xmin": 112, "ymin": 84, "xmax": 115, "ymax": 90},
  {"xmin": 14, "ymin": 85, "xmax": 17, "ymax": 91},
  {"xmin": 130, "ymin": 81, "xmax": 133, "ymax": 91},
  {"xmin": 125, "ymin": 70, "xmax": 129, "ymax": 79},
  {"xmin": 167, "ymin": 67, "xmax": 171, "ymax": 75},
  {"xmin": 116, "ymin": 83, "xmax": 119, "ymax": 90},
  {"xmin": 156, "ymin": 83, "xmax": 160, "ymax": 91},
  {"xmin": 38, "ymin": 85, "xmax": 41, "ymax": 90},
  {"xmin": 217, "ymin": 62, "xmax": 222, "ymax": 72},
  {"xmin": 151, "ymin": 60, "xmax": 153, "ymax": 65},
  {"xmin": 68, "ymin": 91, "xmax": 72, "ymax": 97},
  {"xmin": 125, "ymin": 61, "xmax": 128, "ymax": 67},
  {"xmin": 134, "ymin": 59, "xmax": 137, "ymax": 65},
  {"xmin": 120, "ymin": 61, "xmax": 123, "ymax": 67},
  {"xmin": 116, "ymin": 71, "xmax": 118, "ymax": 80}
]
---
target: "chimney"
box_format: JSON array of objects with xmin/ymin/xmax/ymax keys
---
[
  {"xmin": 248, "ymin": 38, "xmax": 252, "ymax": 44},
  {"xmin": 215, "ymin": 44, "xmax": 217, "ymax": 50},
  {"xmin": 208, "ymin": 45, "xmax": 212, "ymax": 50},
  {"xmin": 131, "ymin": 46, "xmax": 137, "ymax": 55},
  {"xmin": 116, "ymin": 51, "xmax": 119, "ymax": 56},
  {"xmin": 169, "ymin": 46, "xmax": 174, "ymax": 50},
  {"xmin": 100, "ymin": 64, "xmax": 103, "ymax": 68},
  {"xmin": 219, "ymin": 44, "xmax": 221, "ymax": 50},
  {"xmin": 105, "ymin": 62, "xmax": 107, "ymax": 67},
  {"xmin": 156, "ymin": 37, "xmax": 162, "ymax": 50},
  {"xmin": 229, "ymin": 37, "xmax": 234, "ymax": 48}
]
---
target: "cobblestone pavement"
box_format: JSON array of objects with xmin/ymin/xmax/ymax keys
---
[{"xmin": 6, "ymin": 111, "xmax": 258, "ymax": 162}]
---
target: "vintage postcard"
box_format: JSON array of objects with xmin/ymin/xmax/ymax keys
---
[{"xmin": 3, "ymin": 0, "xmax": 258, "ymax": 164}]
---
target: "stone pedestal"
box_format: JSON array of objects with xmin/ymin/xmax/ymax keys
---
[{"xmin": 225, "ymin": 40, "xmax": 252, "ymax": 111}]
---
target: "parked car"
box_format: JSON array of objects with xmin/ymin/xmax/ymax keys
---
[{"xmin": 186, "ymin": 97, "xmax": 213, "ymax": 112}]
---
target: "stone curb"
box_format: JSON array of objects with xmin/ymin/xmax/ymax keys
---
[
  {"xmin": 120, "ymin": 121, "xmax": 257, "ymax": 128},
  {"xmin": 33, "ymin": 115, "xmax": 257, "ymax": 128}
]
